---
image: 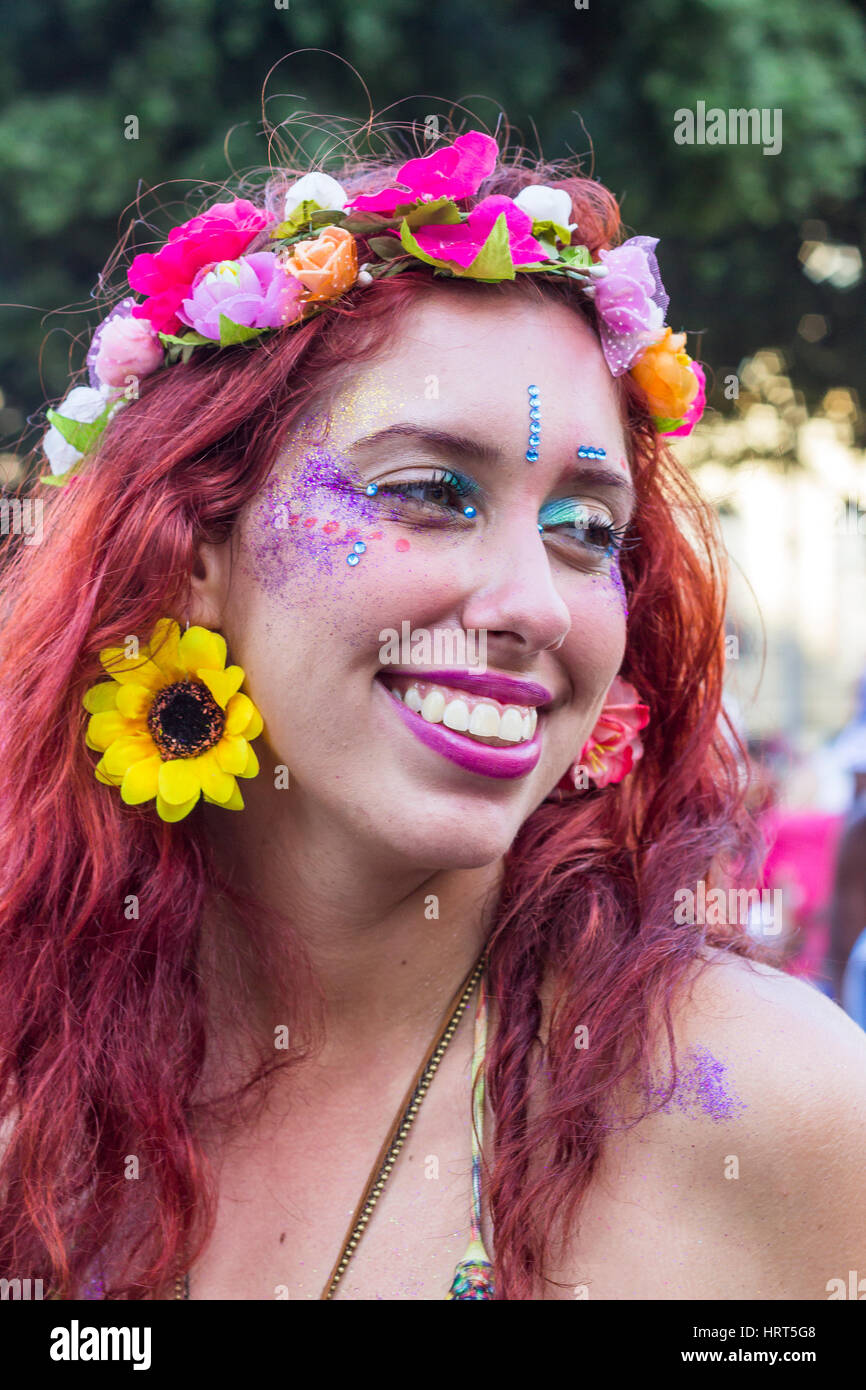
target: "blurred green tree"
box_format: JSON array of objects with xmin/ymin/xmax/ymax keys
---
[{"xmin": 1, "ymin": 0, "xmax": 864, "ymax": 444}]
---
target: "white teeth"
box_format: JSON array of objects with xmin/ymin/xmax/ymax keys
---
[
  {"xmin": 442, "ymin": 698, "xmax": 470, "ymax": 731},
  {"xmin": 468, "ymin": 704, "xmax": 501, "ymax": 738},
  {"xmin": 499, "ymin": 707, "xmax": 525, "ymax": 742},
  {"xmin": 421, "ymin": 689, "xmax": 446, "ymax": 722},
  {"xmin": 383, "ymin": 676, "xmax": 541, "ymax": 746}
]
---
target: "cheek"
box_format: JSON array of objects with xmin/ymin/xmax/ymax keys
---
[{"xmin": 564, "ymin": 559, "xmax": 629, "ymax": 687}]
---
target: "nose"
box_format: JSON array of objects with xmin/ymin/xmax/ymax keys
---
[{"xmin": 459, "ymin": 513, "xmax": 572, "ymax": 658}]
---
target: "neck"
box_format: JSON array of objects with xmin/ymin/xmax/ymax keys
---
[{"xmin": 198, "ymin": 783, "xmax": 502, "ymax": 1072}]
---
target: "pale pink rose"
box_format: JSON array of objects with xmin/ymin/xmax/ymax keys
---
[{"xmin": 91, "ymin": 310, "xmax": 164, "ymax": 388}]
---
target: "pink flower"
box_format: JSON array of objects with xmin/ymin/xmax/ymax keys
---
[
  {"xmin": 666, "ymin": 361, "xmax": 707, "ymax": 436},
  {"xmin": 577, "ymin": 676, "xmax": 650, "ymax": 788},
  {"xmin": 127, "ymin": 199, "xmax": 272, "ymax": 334},
  {"xmin": 88, "ymin": 302, "xmax": 164, "ymax": 389},
  {"xmin": 593, "ymin": 236, "xmax": 670, "ymax": 377},
  {"xmin": 344, "ymin": 131, "xmax": 498, "ymax": 215},
  {"xmin": 410, "ymin": 195, "xmax": 549, "ymax": 270},
  {"xmin": 177, "ymin": 253, "xmax": 306, "ymax": 340}
]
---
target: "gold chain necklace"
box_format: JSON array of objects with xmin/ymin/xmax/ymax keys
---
[{"xmin": 174, "ymin": 945, "xmax": 489, "ymax": 1301}]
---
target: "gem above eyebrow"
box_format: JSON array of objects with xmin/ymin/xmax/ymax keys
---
[
  {"xmin": 577, "ymin": 444, "xmax": 606, "ymax": 459},
  {"xmin": 526, "ymin": 384, "xmax": 540, "ymax": 463}
]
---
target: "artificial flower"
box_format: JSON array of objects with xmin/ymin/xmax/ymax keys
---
[
  {"xmin": 576, "ymin": 676, "xmax": 650, "ymax": 788},
  {"xmin": 42, "ymin": 384, "xmax": 124, "ymax": 476},
  {"xmin": 178, "ymin": 253, "xmax": 306, "ymax": 340},
  {"xmin": 283, "ymin": 171, "xmax": 348, "ymax": 222},
  {"xmin": 128, "ymin": 199, "xmax": 273, "ymax": 334},
  {"xmin": 280, "ymin": 224, "xmax": 359, "ymax": 302},
  {"xmin": 401, "ymin": 194, "xmax": 550, "ymax": 278},
  {"xmin": 344, "ymin": 130, "xmax": 498, "ymax": 215},
  {"xmin": 665, "ymin": 360, "xmax": 706, "ymax": 436},
  {"xmin": 83, "ymin": 617, "xmax": 263, "ymax": 822},
  {"xmin": 592, "ymin": 236, "xmax": 670, "ymax": 377},
  {"xmin": 630, "ymin": 327, "xmax": 700, "ymax": 422},
  {"xmin": 513, "ymin": 185, "xmax": 577, "ymax": 246},
  {"xmin": 89, "ymin": 304, "xmax": 164, "ymax": 389}
]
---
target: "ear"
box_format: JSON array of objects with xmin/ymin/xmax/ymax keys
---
[{"xmin": 187, "ymin": 535, "xmax": 235, "ymax": 632}]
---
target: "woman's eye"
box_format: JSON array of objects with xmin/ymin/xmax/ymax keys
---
[
  {"xmin": 539, "ymin": 500, "xmax": 625, "ymax": 557},
  {"xmin": 369, "ymin": 469, "xmax": 480, "ymax": 519}
]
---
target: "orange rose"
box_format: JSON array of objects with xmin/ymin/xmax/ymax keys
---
[
  {"xmin": 630, "ymin": 327, "xmax": 699, "ymax": 421},
  {"xmin": 281, "ymin": 225, "xmax": 358, "ymax": 303}
]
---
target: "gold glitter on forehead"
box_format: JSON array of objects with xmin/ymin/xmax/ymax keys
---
[{"xmin": 292, "ymin": 367, "xmax": 407, "ymax": 455}]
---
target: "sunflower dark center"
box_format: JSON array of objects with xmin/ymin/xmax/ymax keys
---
[{"xmin": 147, "ymin": 680, "xmax": 225, "ymax": 759}]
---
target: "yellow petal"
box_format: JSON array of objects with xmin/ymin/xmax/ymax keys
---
[
  {"xmin": 197, "ymin": 664, "xmax": 244, "ymax": 709},
  {"xmin": 87, "ymin": 710, "xmax": 139, "ymax": 751},
  {"xmin": 158, "ymin": 757, "xmax": 202, "ymax": 805},
  {"xmin": 195, "ymin": 748, "xmax": 236, "ymax": 803},
  {"xmin": 103, "ymin": 732, "xmax": 158, "ymax": 777},
  {"xmin": 155, "ymin": 791, "xmax": 200, "ymax": 821},
  {"xmin": 238, "ymin": 743, "xmax": 259, "ymax": 779},
  {"xmin": 82, "ymin": 681, "xmax": 119, "ymax": 714},
  {"xmin": 94, "ymin": 754, "xmax": 123, "ymax": 786},
  {"xmin": 245, "ymin": 704, "xmax": 263, "ymax": 740},
  {"xmin": 120, "ymin": 754, "xmax": 162, "ymax": 804},
  {"xmin": 145, "ymin": 618, "xmax": 184, "ymax": 680},
  {"xmin": 224, "ymin": 692, "xmax": 264, "ymax": 740},
  {"xmin": 204, "ymin": 781, "xmax": 244, "ymax": 811},
  {"xmin": 215, "ymin": 735, "xmax": 248, "ymax": 775},
  {"xmin": 178, "ymin": 626, "xmax": 227, "ymax": 675},
  {"xmin": 99, "ymin": 647, "xmax": 166, "ymax": 691},
  {"xmin": 115, "ymin": 683, "xmax": 155, "ymax": 720}
]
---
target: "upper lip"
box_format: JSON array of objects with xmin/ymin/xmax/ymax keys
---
[{"xmin": 377, "ymin": 668, "xmax": 555, "ymax": 710}]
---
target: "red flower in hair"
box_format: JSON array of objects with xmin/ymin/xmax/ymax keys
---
[{"xmin": 573, "ymin": 677, "xmax": 650, "ymax": 789}]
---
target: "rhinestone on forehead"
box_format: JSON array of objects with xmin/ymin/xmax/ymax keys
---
[{"xmin": 526, "ymin": 384, "xmax": 540, "ymax": 463}]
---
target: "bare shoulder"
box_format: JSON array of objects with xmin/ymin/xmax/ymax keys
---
[
  {"xmin": 547, "ymin": 950, "xmax": 866, "ymax": 1299},
  {"xmin": 665, "ymin": 946, "xmax": 866, "ymax": 1115}
]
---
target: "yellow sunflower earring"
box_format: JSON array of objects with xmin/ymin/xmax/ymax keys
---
[{"xmin": 82, "ymin": 616, "xmax": 263, "ymax": 822}]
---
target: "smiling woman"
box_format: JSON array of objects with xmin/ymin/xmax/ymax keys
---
[{"xmin": 2, "ymin": 117, "xmax": 865, "ymax": 1303}]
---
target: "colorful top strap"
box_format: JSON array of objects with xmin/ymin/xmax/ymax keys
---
[{"xmin": 445, "ymin": 968, "xmax": 495, "ymax": 1299}]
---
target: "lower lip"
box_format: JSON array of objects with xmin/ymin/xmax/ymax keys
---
[{"xmin": 375, "ymin": 678, "xmax": 543, "ymax": 779}]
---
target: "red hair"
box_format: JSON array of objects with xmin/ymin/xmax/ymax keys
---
[{"xmin": 0, "ymin": 121, "xmax": 768, "ymax": 1299}]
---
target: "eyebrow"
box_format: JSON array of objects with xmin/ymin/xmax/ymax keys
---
[{"xmin": 349, "ymin": 423, "xmax": 636, "ymax": 513}]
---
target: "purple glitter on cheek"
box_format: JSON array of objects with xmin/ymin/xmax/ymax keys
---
[
  {"xmin": 651, "ymin": 1045, "xmax": 747, "ymax": 1123},
  {"xmin": 587, "ymin": 553, "xmax": 629, "ymax": 619}
]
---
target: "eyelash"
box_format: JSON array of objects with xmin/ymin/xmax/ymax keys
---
[{"xmin": 365, "ymin": 468, "xmax": 629, "ymax": 555}]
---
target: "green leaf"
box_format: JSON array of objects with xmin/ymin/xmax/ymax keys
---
[
  {"xmin": 367, "ymin": 235, "xmax": 405, "ymax": 260},
  {"xmin": 158, "ymin": 330, "xmax": 213, "ymax": 347},
  {"xmin": 655, "ymin": 415, "xmax": 685, "ymax": 433},
  {"xmin": 558, "ymin": 244, "xmax": 593, "ymax": 267},
  {"xmin": 269, "ymin": 203, "xmax": 348, "ymax": 240},
  {"xmin": 39, "ymin": 466, "xmax": 78, "ymax": 486},
  {"xmin": 461, "ymin": 212, "xmax": 516, "ymax": 282},
  {"xmin": 218, "ymin": 315, "xmax": 269, "ymax": 346},
  {"xmin": 398, "ymin": 218, "xmax": 453, "ymax": 271},
  {"xmin": 45, "ymin": 399, "xmax": 115, "ymax": 453},
  {"xmin": 403, "ymin": 197, "xmax": 463, "ymax": 230}
]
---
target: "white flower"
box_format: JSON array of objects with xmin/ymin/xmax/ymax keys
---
[
  {"xmin": 283, "ymin": 172, "xmax": 347, "ymax": 222},
  {"xmin": 513, "ymin": 185, "xmax": 578, "ymax": 236},
  {"xmin": 42, "ymin": 383, "xmax": 123, "ymax": 475}
]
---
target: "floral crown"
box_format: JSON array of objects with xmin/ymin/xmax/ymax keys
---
[{"xmin": 42, "ymin": 130, "xmax": 706, "ymax": 486}]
